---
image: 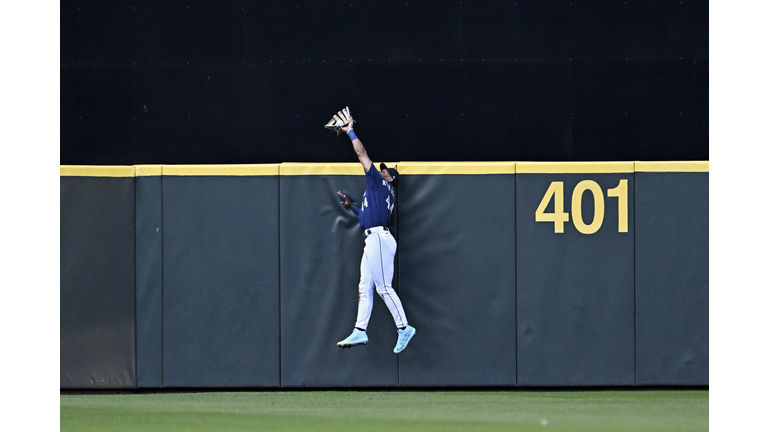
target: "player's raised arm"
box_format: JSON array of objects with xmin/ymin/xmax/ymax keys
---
[
  {"xmin": 324, "ymin": 106, "xmax": 373, "ymax": 172},
  {"xmin": 342, "ymin": 122, "xmax": 373, "ymax": 172}
]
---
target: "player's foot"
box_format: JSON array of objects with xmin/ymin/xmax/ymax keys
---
[
  {"xmin": 337, "ymin": 329, "xmax": 368, "ymax": 348},
  {"xmin": 393, "ymin": 325, "xmax": 416, "ymax": 353}
]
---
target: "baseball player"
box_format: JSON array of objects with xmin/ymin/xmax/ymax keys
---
[{"xmin": 325, "ymin": 107, "xmax": 416, "ymax": 354}]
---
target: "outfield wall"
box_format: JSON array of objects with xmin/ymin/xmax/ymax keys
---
[{"xmin": 60, "ymin": 162, "xmax": 709, "ymax": 388}]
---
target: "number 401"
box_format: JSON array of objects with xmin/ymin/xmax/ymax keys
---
[{"xmin": 535, "ymin": 180, "xmax": 628, "ymax": 234}]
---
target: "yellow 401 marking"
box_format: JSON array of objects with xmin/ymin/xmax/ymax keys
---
[{"xmin": 535, "ymin": 180, "xmax": 628, "ymax": 234}]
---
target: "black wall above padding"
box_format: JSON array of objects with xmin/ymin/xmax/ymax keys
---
[
  {"xmin": 572, "ymin": 59, "xmax": 708, "ymax": 161},
  {"xmin": 60, "ymin": 1, "xmax": 708, "ymax": 165}
]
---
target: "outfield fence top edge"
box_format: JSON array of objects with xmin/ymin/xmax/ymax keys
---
[{"xmin": 60, "ymin": 161, "xmax": 709, "ymax": 177}]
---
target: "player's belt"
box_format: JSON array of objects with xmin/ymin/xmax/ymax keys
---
[{"xmin": 364, "ymin": 226, "xmax": 388, "ymax": 237}]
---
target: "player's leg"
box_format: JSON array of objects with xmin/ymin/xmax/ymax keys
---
[
  {"xmin": 354, "ymin": 243, "xmax": 375, "ymax": 330},
  {"xmin": 368, "ymin": 232, "xmax": 408, "ymax": 328},
  {"xmin": 373, "ymin": 231, "xmax": 416, "ymax": 353},
  {"xmin": 337, "ymin": 244, "xmax": 373, "ymax": 348}
]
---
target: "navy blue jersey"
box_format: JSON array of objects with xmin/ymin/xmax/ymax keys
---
[{"xmin": 358, "ymin": 162, "xmax": 396, "ymax": 230}]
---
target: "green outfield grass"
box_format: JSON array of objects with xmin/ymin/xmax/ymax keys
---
[{"xmin": 60, "ymin": 390, "xmax": 708, "ymax": 432}]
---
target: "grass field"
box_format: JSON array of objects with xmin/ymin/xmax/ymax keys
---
[{"xmin": 60, "ymin": 390, "xmax": 708, "ymax": 432}]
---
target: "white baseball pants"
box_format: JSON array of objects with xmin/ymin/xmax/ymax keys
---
[{"xmin": 355, "ymin": 227, "xmax": 408, "ymax": 330}]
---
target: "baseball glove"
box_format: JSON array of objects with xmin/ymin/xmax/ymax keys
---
[{"xmin": 324, "ymin": 106, "xmax": 354, "ymax": 136}]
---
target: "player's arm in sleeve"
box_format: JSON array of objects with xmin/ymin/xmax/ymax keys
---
[
  {"xmin": 337, "ymin": 191, "xmax": 360, "ymax": 215},
  {"xmin": 342, "ymin": 122, "xmax": 373, "ymax": 172}
]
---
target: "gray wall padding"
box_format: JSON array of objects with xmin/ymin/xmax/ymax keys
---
[
  {"xmin": 60, "ymin": 176, "xmax": 137, "ymax": 388},
  {"xmin": 635, "ymin": 172, "xmax": 709, "ymax": 385},
  {"xmin": 516, "ymin": 173, "xmax": 636, "ymax": 386},
  {"xmin": 279, "ymin": 174, "xmax": 399, "ymax": 387},
  {"xmin": 135, "ymin": 175, "xmax": 163, "ymax": 387},
  {"xmin": 397, "ymin": 174, "xmax": 517, "ymax": 386},
  {"xmin": 161, "ymin": 176, "xmax": 280, "ymax": 387},
  {"xmin": 60, "ymin": 168, "xmax": 709, "ymax": 388}
]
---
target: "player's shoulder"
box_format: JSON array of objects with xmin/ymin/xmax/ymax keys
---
[
  {"xmin": 366, "ymin": 162, "xmax": 382, "ymax": 181},
  {"xmin": 366, "ymin": 161, "xmax": 380, "ymax": 174}
]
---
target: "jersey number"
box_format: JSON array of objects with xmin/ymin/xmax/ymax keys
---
[{"xmin": 535, "ymin": 180, "xmax": 628, "ymax": 234}]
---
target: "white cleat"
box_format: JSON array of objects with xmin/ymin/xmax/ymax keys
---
[
  {"xmin": 393, "ymin": 325, "xmax": 416, "ymax": 353},
  {"xmin": 337, "ymin": 329, "xmax": 368, "ymax": 348}
]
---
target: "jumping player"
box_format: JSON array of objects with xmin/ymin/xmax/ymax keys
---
[{"xmin": 335, "ymin": 121, "xmax": 416, "ymax": 354}]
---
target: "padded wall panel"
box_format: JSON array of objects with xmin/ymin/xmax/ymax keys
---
[
  {"xmin": 60, "ymin": 176, "xmax": 137, "ymax": 388},
  {"xmin": 162, "ymin": 175, "xmax": 280, "ymax": 387},
  {"xmin": 397, "ymin": 173, "xmax": 517, "ymax": 386},
  {"xmin": 279, "ymin": 172, "xmax": 399, "ymax": 387},
  {"xmin": 60, "ymin": 162, "xmax": 709, "ymax": 389},
  {"xmin": 516, "ymin": 169, "xmax": 635, "ymax": 386},
  {"xmin": 135, "ymin": 170, "xmax": 163, "ymax": 387},
  {"xmin": 635, "ymin": 172, "xmax": 708, "ymax": 385}
]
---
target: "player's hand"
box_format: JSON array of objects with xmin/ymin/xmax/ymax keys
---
[
  {"xmin": 337, "ymin": 191, "xmax": 353, "ymax": 208},
  {"xmin": 342, "ymin": 121, "xmax": 354, "ymax": 133}
]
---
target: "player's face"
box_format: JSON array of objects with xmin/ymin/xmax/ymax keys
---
[{"xmin": 381, "ymin": 169, "xmax": 394, "ymax": 182}]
